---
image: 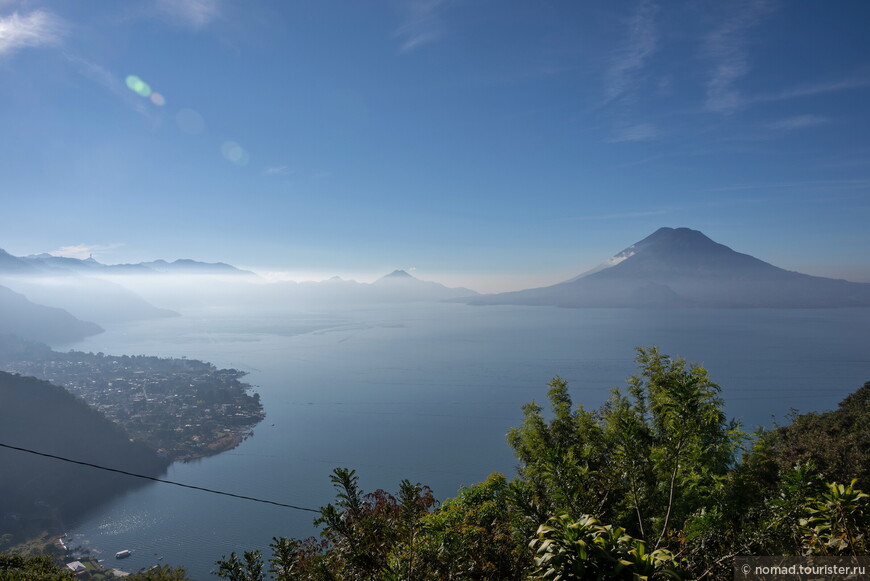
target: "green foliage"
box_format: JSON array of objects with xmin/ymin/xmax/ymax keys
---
[
  {"xmin": 241, "ymin": 468, "xmax": 438, "ymax": 581},
  {"xmin": 406, "ymin": 473, "xmax": 531, "ymax": 580},
  {"xmin": 508, "ymin": 347, "xmax": 743, "ymax": 549},
  {"xmin": 529, "ymin": 513, "xmax": 692, "ymax": 580},
  {"xmin": 757, "ymin": 381, "xmax": 870, "ymax": 488},
  {"xmin": 799, "ymin": 480, "xmax": 869, "ymax": 555},
  {"xmin": 216, "ymin": 551, "xmax": 265, "ymax": 581},
  {"xmin": 313, "ymin": 468, "xmax": 437, "ymax": 579},
  {"xmin": 614, "ymin": 348, "xmax": 743, "ymax": 546},
  {"xmin": 266, "ymin": 536, "xmax": 331, "ymax": 581},
  {"xmin": 0, "ymin": 554, "xmax": 74, "ymax": 581},
  {"xmin": 507, "ymin": 377, "xmax": 612, "ymax": 523}
]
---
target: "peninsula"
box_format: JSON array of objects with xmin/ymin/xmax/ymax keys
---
[{"xmin": 0, "ymin": 337, "xmax": 264, "ymax": 461}]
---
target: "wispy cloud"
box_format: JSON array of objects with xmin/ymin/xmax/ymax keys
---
[
  {"xmin": 708, "ymin": 179, "xmax": 870, "ymax": 193},
  {"xmin": 766, "ymin": 114, "xmax": 828, "ymax": 131},
  {"xmin": 0, "ymin": 9, "xmax": 67, "ymax": 57},
  {"xmin": 602, "ymin": 0, "xmax": 658, "ymax": 105},
  {"xmin": 51, "ymin": 243, "xmax": 124, "ymax": 260},
  {"xmin": 607, "ymin": 122, "xmax": 659, "ymax": 143},
  {"xmin": 395, "ymin": 0, "xmax": 447, "ymax": 54},
  {"xmin": 572, "ymin": 209, "xmax": 673, "ymax": 221},
  {"xmin": 156, "ymin": 0, "xmax": 220, "ymax": 30},
  {"xmin": 753, "ymin": 75, "xmax": 870, "ymax": 105},
  {"xmin": 264, "ymin": 165, "xmax": 291, "ymax": 175},
  {"xmin": 703, "ymin": 0, "xmax": 775, "ymax": 113}
]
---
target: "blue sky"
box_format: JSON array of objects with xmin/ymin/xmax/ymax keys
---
[{"xmin": 2, "ymin": 0, "xmax": 869, "ymax": 292}]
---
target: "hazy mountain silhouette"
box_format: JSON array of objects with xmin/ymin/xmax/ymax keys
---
[
  {"xmin": 255, "ymin": 270, "xmax": 478, "ymax": 305},
  {"xmin": 0, "ymin": 250, "xmax": 185, "ymax": 323},
  {"xmin": 2, "ymin": 251, "xmax": 254, "ymax": 276},
  {"xmin": 0, "ymin": 274, "xmax": 178, "ymax": 324},
  {"xmin": 0, "ymin": 285, "xmax": 103, "ymax": 344},
  {"xmin": 138, "ymin": 259, "xmax": 255, "ymax": 275},
  {"xmin": 0, "ymin": 249, "xmax": 39, "ymax": 273},
  {"xmin": 22, "ymin": 253, "xmax": 151, "ymax": 274},
  {"xmin": 371, "ymin": 270, "xmax": 478, "ymax": 300},
  {"xmin": 464, "ymin": 227, "xmax": 870, "ymax": 308}
]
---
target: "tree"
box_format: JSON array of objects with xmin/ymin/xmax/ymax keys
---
[
  {"xmin": 507, "ymin": 377, "xmax": 613, "ymax": 524},
  {"xmin": 756, "ymin": 381, "xmax": 870, "ymax": 488},
  {"xmin": 0, "ymin": 554, "xmax": 74, "ymax": 581},
  {"xmin": 405, "ymin": 473, "xmax": 531, "ymax": 580},
  {"xmin": 508, "ymin": 347, "xmax": 743, "ymax": 549},
  {"xmin": 215, "ymin": 551, "xmax": 265, "ymax": 581}
]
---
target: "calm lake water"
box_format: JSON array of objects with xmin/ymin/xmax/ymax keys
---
[{"xmin": 60, "ymin": 303, "xmax": 870, "ymax": 579}]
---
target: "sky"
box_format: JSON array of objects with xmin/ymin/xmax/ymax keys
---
[{"xmin": 1, "ymin": 0, "xmax": 869, "ymax": 292}]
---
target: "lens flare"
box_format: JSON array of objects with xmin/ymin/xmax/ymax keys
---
[
  {"xmin": 221, "ymin": 141, "xmax": 249, "ymax": 166},
  {"xmin": 150, "ymin": 92, "xmax": 166, "ymax": 106},
  {"xmin": 125, "ymin": 75, "xmax": 151, "ymax": 98}
]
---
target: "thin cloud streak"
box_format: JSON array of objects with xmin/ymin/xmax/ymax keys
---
[
  {"xmin": 602, "ymin": 0, "xmax": 657, "ymax": 105},
  {"xmin": 156, "ymin": 0, "xmax": 220, "ymax": 30},
  {"xmin": 395, "ymin": 0, "xmax": 447, "ymax": 54},
  {"xmin": 708, "ymin": 179, "xmax": 870, "ymax": 193},
  {"xmin": 766, "ymin": 115, "xmax": 828, "ymax": 131},
  {"xmin": 0, "ymin": 9, "xmax": 67, "ymax": 56},
  {"xmin": 264, "ymin": 165, "xmax": 291, "ymax": 175},
  {"xmin": 606, "ymin": 122, "xmax": 659, "ymax": 143},
  {"xmin": 704, "ymin": 0, "xmax": 775, "ymax": 113},
  {"xmin": 752, "ymin": 75, "xmax": 870, "ymax": 104},
  {"xmin": 572, "ymin": 209, "xmax": 673, "ymax": 221}
]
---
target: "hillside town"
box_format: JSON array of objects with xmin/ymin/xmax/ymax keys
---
[{"xmin": 1, "ymin": 347, "xmax": 264, "ymax": 460}]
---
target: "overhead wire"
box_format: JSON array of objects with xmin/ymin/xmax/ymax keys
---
[{"xmin": 0, "ymin": 442, "xmax": 321, "ymax": 514}]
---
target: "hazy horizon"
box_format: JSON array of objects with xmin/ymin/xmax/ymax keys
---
[{"xmin": 4, "ymin": 225, "xmax": 870, "ymax": 294}]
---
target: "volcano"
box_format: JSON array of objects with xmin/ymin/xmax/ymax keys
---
[{"xmin": 464, "ymin": 227, "xmax": 870, "ymax": 308}]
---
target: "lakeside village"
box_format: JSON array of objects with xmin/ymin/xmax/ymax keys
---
[
  {"xmin": 0, "ymin": 343, "xmax": 266, "ymax": 576},
  {"xmin": 1, "ymin": 347, "xmax": 265, "ymax": 461}
]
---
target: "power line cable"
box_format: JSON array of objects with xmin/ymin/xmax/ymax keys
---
[{"xmin": 0, "ymin": 442, "xmax": 321, "ymax": 514}]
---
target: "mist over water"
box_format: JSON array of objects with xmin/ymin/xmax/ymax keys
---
[{"xmin": 60, "ymin": 303, "xmax": 870, "ymax": 579}]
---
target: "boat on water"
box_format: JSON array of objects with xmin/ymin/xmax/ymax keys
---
[{"xmin": 115, "ymin": 550, "xmax": 132, "ymax": 559}]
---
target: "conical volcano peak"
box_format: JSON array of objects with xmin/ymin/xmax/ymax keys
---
[
  {"xmin": 588, "ymin": 226, "xmax": 780, "ymax": 281},
  {"xmin": 384, "ymin": 269, "xmax": 414, "ymax": 279}
]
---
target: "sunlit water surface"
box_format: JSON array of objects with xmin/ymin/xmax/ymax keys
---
[{"xmin": 58, "ymin": 304, "xmax": 870, "ymax": 579}]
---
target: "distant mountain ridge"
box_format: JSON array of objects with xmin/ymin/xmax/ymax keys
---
[
  {"xmin": 0, "ymin": 250, "xmax": 255, "ymax": 276},
  {"xmin": 0, "ymin": 250, "xmax": 184, "ymax": 325},
  {"xmin": 256, "ymin": 269, "xmax": 479, "ymax": 304},
  {"xmin": 371, "ymin": 269, "xmax": 478, "ymax": 300},
  {"xmin": 463, "ymin": 227, "xmax": 870, "ymax": 308},
  {"xmin": 0, "ymin": 285, "xmax": 103, "ymax": 344}
]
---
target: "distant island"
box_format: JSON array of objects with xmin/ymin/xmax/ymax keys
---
[{"xmin": 0, "ymin": 337, "xmax": 264, "ymax": 461}]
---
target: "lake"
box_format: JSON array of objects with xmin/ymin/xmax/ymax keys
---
[{"xmin": 61, "ymin": 303, "xmax": 870, "ymax": 579}]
